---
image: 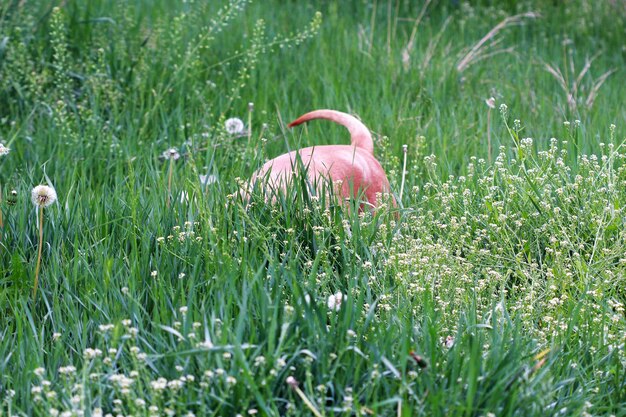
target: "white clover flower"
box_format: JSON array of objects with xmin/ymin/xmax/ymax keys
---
[
  {"xmin": 0, "ymin": 143, "xmax": 9, "ymax": 156},
  {"xmin": 162, "ymin": 148, "xmax": 180, "ymax": 160},
  {"xmin": 179, "ymin": 306, "xmax": 188, "ymax": 314},
  {"xmin": 327, "ymin": 292, "xmax": 344, "ymax": 311},
  {"xmin": 485, "ymin": 97, "xmax": 496, "ymax": 109},
  {"xmin": 31, "ymin": 185, "xmax": 57, "ymax": 208},
  {"xmin": 225, "ymin": 117, "xmax": 245, "ymax": 135}
]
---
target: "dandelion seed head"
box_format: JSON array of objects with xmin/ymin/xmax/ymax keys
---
[
  {"xmin": 327, "ymin": 292, "xmax": 344, "ymax": 311},
  {"xmin": 225, "ymin": 117, "xmax": 245, "ymax": 135},
  {"xmin": 286, "ymin": 376, "xmax": 298, "ymax": 388},
  {"xmin": 162, "ymin": 148, "xmax": 180, "ymax": 160},
  {"xmin": 31, "ymin": 185, "xmax": 57, "ymax": 208}
]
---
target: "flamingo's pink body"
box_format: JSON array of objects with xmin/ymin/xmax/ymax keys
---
[{"xmin": 250, "ymin": 110, "xmax": 393, "ymax": 208}]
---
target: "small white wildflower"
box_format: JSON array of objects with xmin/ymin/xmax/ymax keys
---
[
  {"xmin": 162, "ymin": 148, "xmax": 180, "ymax": 160},
  {"xmin": 197, "ymin": 340, "xmax": 214, "ymax": 349},
  {"xmin": 485, "ymin": 97, "xmax": 496, "ymax": 109},
  {"xmin": 327, "ymin": 292, "xmax": 344, "ymax": 311},
  {"xmin": 31, "ymin": 185, "xmax": 57, "ymax": 207},
  {"xmin": 99, "ymin": 324, "xmax": 114, "ymax": 333},
  {"xmin": 151, "ymin": 377, "xmax": 168, "ymax": 391},
  {"xmin": 167, "ymin": 379, "xmax": 185, "ymax": 390},
  {"xmin": 178, "ymin": 272, "xmax": 186, "ymax": 279},
  {"xmin": 59, "ymin": 365, "xmax": 77, "ymax": 375},
  {"xmin": 0, "ymin": 143, "xmax": 10, "ymax": 156},
  {"xmin": 83, "ymin": 348, "xmax": 103, "ymax": 359},
  {"xmin": 225, "ymin": 117, "xmax": 245, "ymax": 135},
  {"xmin": 179, "ymin": 306, "xmax": 188, "ymax": 315},
  {"xmin": 151, "ymin": 270, "xmax": 158, "ymax": 277},
  {"xmin": 34, "ymin": 367, "xmax": 45, "ymax": 377}
]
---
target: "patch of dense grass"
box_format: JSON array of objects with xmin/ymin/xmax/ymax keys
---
[{"xmin": 0, "ymin": 0, "xmax": 624, "ymax": 415}]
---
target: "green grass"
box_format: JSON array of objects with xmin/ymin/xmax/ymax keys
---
[{"xmin": 0, "ymin": 0, "xmax": 625, "ymax": 415}]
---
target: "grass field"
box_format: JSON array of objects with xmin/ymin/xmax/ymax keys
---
[{"xmin": 1, "ymin": 0, "xmax": 625, "ymax": 415}]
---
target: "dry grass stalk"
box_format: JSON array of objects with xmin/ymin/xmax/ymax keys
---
[
  {"xmin": 401, "ymin": 0, "xmax": 433, "ymax": 70},
  {"xmin": 544, "ymin": 52, "xmax": 616, "ymax": 112},
  {"xmin": 456, "ymin": 12, "xmax": 539, "ymax": 73}
]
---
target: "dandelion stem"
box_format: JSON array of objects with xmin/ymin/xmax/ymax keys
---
[
  {"xmin": 487, "ymin": 108, "xmax": 492, "ymax": 164},
  {"xmin": 293, "ymin": 385, "xmax": 323, "ymax": 417},
  {"xmin": 33, "ymin": 206, "xmax": 44, "ymax": 297},
  {"xmin": 399, "ymin": 144, "xmax": 408, "ymax": 201},
  {"xmin": 0, "ymin": 183, "xmax": 3, "ymax": 242},
  {"xmin": 247, "ymin": 104, "xmax": 253, "ymax": 147},
  {"xmin": 167, "ymin": 157, "xmax": 174, "ymax": 208}
]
